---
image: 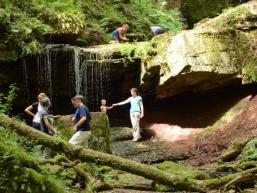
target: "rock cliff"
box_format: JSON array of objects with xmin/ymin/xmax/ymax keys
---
[{"xmin": 142, "ymin": 1, "xmax": 257, "ymax": 98}]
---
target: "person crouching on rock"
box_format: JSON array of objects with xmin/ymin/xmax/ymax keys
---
[
  {"xmin": 39, "ymin": 97, "xmax": 57, "ymax": 158},
  {"xmin": 112, "ymin": 24, "xmax": 129, "ymax": 43},
  {"xmin": 150, "ymin": 26, "xmax": 165, "ymax": 36},
  {"xmin": 69, "ymin": 95, "xmax": 91, "ymax": 148},
  {"xmin": 112, "ymin": 88, "xmax": 144, "ymax": 142}
]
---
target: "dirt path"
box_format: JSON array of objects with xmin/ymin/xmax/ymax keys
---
[{"xmin": 188, "ymin": 95, "xmax": 257, "ymax": 165}]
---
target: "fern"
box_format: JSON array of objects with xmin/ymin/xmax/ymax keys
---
[
  {"xmin": 30, "ymin": 145, "xmax": 43, "ymax": 157},
  {"xmin": 0, "ymin": 84, "xmax": 19, "ymax": 115}
]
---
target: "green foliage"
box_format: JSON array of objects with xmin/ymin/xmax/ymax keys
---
[
  {"xmin": 0, "ymin": 84, "xmax": 18, "ymax": 115},
  {"xmin": 242, "ymin": 138, "xmax": 257, "ymax": 161},
  {"xmin": 158, "ymin": 161, "xmax": 210, "ymax": 180},
  {"xmin": 0, "ymin": 0, "xmax": 182, "ymax": 60},
  {"xmin": 0, "ymin": 0, "xmax": 84, "ymax": 58},
  {"xmin": 0, "ymin": 126, "xmax": 64, "ymax": 193},
  {"xmin": 35, "ymin": 0, "xmax": 85, "ymax": 34},
  {"xmin": 99, "ymin": 0, "xmax": 182, "ymax": 36},
  {"xmin": 54, "ymin": 120, "xmax": 72, "ymax": 140},
  {"xmin": 242, "ymin": 60, "xmax": 257, "ymax": 83}
]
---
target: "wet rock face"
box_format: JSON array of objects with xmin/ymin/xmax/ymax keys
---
[
  {"xmin": 0, "ymin": 44, "xmax": 141, "ymax": 114},
  {"xmin": 142, "ymin": 1, "xmax": 257, "ymax": 99}
]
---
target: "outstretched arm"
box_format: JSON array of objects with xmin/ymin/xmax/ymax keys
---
[
  {"xmin": 112, "ymin": 98, "xmax": 130, "ymax": 107},
  {"xmin": 50, "ymin": 115, "xmax": 61, "ymax": 119},
  {"xmin": 24, "ymin": 105, "xmax": 35, "ymax": 117}
]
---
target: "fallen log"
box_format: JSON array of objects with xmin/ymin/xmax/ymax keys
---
[
  {"xmin": 3, "ymin": 115, "xmax": 257, "ymax": 192},
  {"xmin": 219, "ymin": 139, "xmax": 249, "ymax": 162},
  {"xmin": 0, "ymin": 114, "xmax": 206, "ymax": 192}
]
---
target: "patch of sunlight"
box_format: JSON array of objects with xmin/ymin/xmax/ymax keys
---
[{"xmin": 148, "ymin": 124, "xmax": 202, "ymax": 142}]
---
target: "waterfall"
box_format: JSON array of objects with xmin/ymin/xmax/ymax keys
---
[
  {"xmin": 75, "ymin": 51, "xmax": 111, "ymax": 111},
  {"xmin": 74, "ymin": 47, "xmax": 82, "ymax": 95},
  {"xmin": 36, "ymin": 46, "xmax": 53, "ymax": 99},
  {"xmin": 22, "ymin": 45, "xmax": 111, "ymax": 113},
  {"xmin": 22, "ymin": 59, "xmax": 30, "ymax": 103}
]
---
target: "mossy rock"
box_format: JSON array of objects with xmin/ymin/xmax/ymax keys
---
[
  {"xmin": 89, "ymin": 112, "xmax": 111, "ymax": 154},
  {"xmin": 158, "ymin": 161, "xmax": 210, "ymax": 180},
  {"xmin": 241, "ymin": 138, "xmax": 257, "ymax": 161}
]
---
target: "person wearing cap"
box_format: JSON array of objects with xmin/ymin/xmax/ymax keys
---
[
  {"xmin": 69, "ymin": 95, "xmax": 91, "ymax": 147},
  {"xmin": 39, "ymin": 97, "xmax": 57, "ymax": 136},
  {"xmin": 150, "ymin": 26, "xmax": 165, "ymax": 36},
  {"xmin": 38, "ymin": 97, "xmax": 57, "ymax": 159},
  {"xmin": 112, "ymin": 24, "xmax": 129, "ymax": 43}
]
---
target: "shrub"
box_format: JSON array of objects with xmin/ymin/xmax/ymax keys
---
[{"xmin": 0, "ymin": 84, "xmax": 19, "ymax": 115}]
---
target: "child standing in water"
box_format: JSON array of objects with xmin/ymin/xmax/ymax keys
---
[{"xmin": 100, "ymin": 99, "xmax": 113, "ymax": 113}]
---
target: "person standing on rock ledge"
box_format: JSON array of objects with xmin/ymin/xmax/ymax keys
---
[
  {"xmin": 69, "ymin": 95, "xmax": 91, "ymax": 147},
  {"xmin": 112, "ymin": 24, "xmax": 129, "ymax": 43},
  {"xmin": 112, "ymin": 88, "xmax": 144, "ymax": 142}
]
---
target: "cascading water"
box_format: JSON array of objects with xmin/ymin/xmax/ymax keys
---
[
  {"xmin": 22, "ymin": 45, "xmax": 111, "ymax": 113},
  {"xmin": 36, "ymin": 46, "xmax": 53, "ymax": 99},
  {"xmin": 22, "ymin": 59, "xmax": 30, "ymax": 103},
  {"xmin": 74, "ymin": 50, "xmax": 111, "ymax": 111},
  {"xmin": 74, "ymin": 47, "xmax": 82, "ymax": 95}
]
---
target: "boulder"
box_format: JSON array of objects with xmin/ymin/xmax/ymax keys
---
[
  {"xmin": 142, "ymin": 1, "xmax": 257, "ymax": 99},
  {"xmin": 56, "ymin": 112, "xmax": 111, "ymax": 153}
]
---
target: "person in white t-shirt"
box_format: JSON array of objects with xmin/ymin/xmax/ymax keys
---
[
  {"xmin": 112, "ymin": 88, "xmax": 144, "ymax": 142},
  {"xmin": 24, "ymin": 93, "xmax": 46, "ymax": 130}
]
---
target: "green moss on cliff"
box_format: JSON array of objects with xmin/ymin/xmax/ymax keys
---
[
  {"xmin": 182, "ymin": 0, "xmax": 249, "ymax": 26},
  {"xmin": 242, "ymin": 60, "xmax": 257, "ymax": 83}
]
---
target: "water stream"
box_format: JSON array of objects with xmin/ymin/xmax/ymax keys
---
[
  {"xmin": 75, "ymin": 51, "xmax": 111, "ymax": 111},
  {"xmin": 22, "ymin": 45, "xmax": 111, "ymax": 112}
]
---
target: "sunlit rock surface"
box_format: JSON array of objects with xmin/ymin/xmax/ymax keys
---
[{"xmin": 143, "ymin": 1, "xmax": 257, "ymax": 98}]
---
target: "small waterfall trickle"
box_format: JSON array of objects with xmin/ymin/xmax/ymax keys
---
[
  {"xmin": 36, "ymin": 46, "xmax": 53, "ymax": 99},
  {"xmin": 21, "ymin": 45, "xmax": 112, "ymax": 112},
  {"xmin": 74, "ymin": 51, "xmax": 111, "ymax": 111},
  {"xmin": 22, "ymin": 59, "xmax": 30, "ymax": 103},
  {"xmin": 74, "ymin": 47, "xmax": 82, "ymax": 95}
]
